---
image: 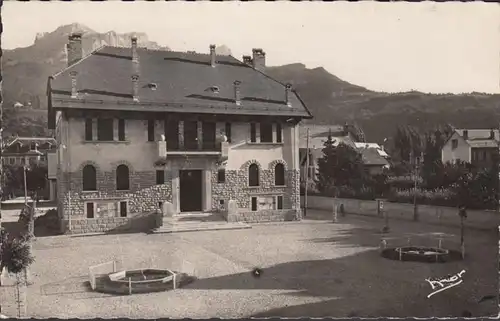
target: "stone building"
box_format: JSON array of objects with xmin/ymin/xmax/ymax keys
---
[{"xmin": 47, "ymin": 34, "xmax": 312, "ymax": 234}]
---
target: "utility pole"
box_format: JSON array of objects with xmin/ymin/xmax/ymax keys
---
[{"xmin": 304, "ymin": 128, "xmax": 310, "ymax": 218}]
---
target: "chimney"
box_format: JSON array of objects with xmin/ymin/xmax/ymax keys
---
[
  {"xmin": 210, "ymin": 44, "xmax": 216, "ymax": 67},
  {"xmin": 463, "ymin": 130, "xmax": 468, "ymax": 140},
  {"xmin": 69, "ymin": 71, "xmax": 78, "ymax": 98},
  {"xmin": 490, "ymin": 129, "xmax": 495, "ymax": 139},
  {"xmin": 242, "ymin": 55, "xmax": 253, "ymax": 66},
  {"xmin": 131, "ymin": 75, "xmax": 139, "ymax": 102},
  {"xmin": 131, "ymin": 36, "xmax": 138, "ymax": 63},
  {"xmin": 252, "ymin": 48, "xmax": 266, "ymax": 70},
  {"xmin": 67, "ymin": 33, "xmax": 83, "ymax": 67},
  {"xmin": 234, "ymin": 81, "xmax": 241, "ymax": 106},
  {"xmin": 285, "ymin": 84, "xmax": 292, "ymax": 107},
  {"xmin": 343, "ymin": 123, "xmax": 349, "ymax": 136}
]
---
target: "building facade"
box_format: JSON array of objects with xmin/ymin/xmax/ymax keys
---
[
  {"xmin": 48, "ymin": 34, "xmax": 312, "ymax": 233},
  {"xmin": 441, "ymin": 129, "xmax": 499, "ymax": 168}
]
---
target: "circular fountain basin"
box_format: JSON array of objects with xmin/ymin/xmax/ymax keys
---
[
  {"xmin": 381, "ymin": 246, "xmax": 462, "ymax": 263},
  {"xmin": 93, "ymin": 269, "xmax": 196, "ymax": 295}
]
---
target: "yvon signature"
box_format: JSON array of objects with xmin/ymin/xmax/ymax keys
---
[{"xmin": 425, "ymin": 270, "xmax": 466, "ymax": 298}]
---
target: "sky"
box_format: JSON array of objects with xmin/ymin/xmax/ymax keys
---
[{"xmin": 3, "ymin": 1, "xmax": 500, "ymax": 94}]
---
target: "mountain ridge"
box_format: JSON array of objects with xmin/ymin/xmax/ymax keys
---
[{"xmin": 3, "ymin": 23, "xmax": 500, "ymax": 141}]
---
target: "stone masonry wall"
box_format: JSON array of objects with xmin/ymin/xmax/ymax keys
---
[
  {"xmin": 211, "ymin": 159, "xmax": 301, "ymax": 222},
  {"xmin": 58, "ymin": 165, "xmax": 172, "ymax": 233}
]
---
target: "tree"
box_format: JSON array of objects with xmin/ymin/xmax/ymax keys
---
[
  {"xmin": 316, "ymin": 132, "xmax": 336, "ymax": 195},
  {"xmin": 316, "ymin": 132, "xmax": 366, "ymax": 196},
  {"xmin": 0, "ymin": 228, "xmax": 35, "ymax": 286},
  {"xmin": 2, "ymin": 164, "xmax": 48, "ymax": 202}
]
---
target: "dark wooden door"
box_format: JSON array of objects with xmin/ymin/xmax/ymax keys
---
[
  {"xmin": 184, "ymin": 121, "xmax": 198, "ymax": 150},
  {"xmin": 202, "ymin": 122, "xmax": 216, "ymax": 150},
  {"xmin": 179, "ymin": 170, "xmax": 203, "ymax": 212}
]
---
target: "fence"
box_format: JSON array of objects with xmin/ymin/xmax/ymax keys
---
[
  {"xmin": 301, "ymin": 195, "xmax": 499, "ymax": 230},
  {"xmin": 88, "ymin": 260, "xmax": 120, "ymax": 290},
  {"xmin": 379, "ymin": 233, "xmax": 465, "ymax": 260}
]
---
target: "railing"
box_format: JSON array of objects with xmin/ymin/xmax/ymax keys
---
[{"xmin": 88, "ymin": 260, "xmax": 120, "ymax": 290}]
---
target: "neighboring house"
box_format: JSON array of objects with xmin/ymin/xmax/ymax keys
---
[
  {"xmin": 441, "ymin": 129, "xmax": 499, "ymax": 168},
  {"xmin": 2, "ymin": 136, "xmax": 56, "ymax": 166},
  {"xmin": 1, "ymin": 136, "xmax": 57, "ymax": 201},
  {"xmin": 47, "ymin": 34, "xmax": 312, "ymax": 234},
  {"xmin": 298, "ymin": 124, "xmax": 357, "ymax": 182},
  {"xmin": 359, "ymin": 147, "xmax": 390, "ymax": 175},
  {"xmin": 354, "ymin": 142, "xmax": 390, "ymax": 159}
]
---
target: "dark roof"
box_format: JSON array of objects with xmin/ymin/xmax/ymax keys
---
[
  {"xmin": 3, "ymin": 137, "xmax": 56, "ymax": 155},
  {"xmin": 49, "ymin": 46, "xmax": 312, "ymax": 121},
  {"xmin": 360, "ymin": 148, "xmax": 389, "ymax": 166}
]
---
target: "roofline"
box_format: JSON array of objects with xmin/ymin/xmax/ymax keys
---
[
  {"xmin": 52, "ymin": 44, "xmax": 107, "ymax": 79},
  {"xmin": 232, "ymin": 58, "xmax": 314, "ymax": 118},
  {"xmin": 51, "ymin": 98, "xmax": 312, "ymax": 118}
]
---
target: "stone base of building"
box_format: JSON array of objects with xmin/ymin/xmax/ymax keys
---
[
  {"xmin": 60, "ymin": 211, "xmax": 160, "ymax": 234},
  {"xmin": 225, "ymin": 209, "xmax": 300, "ymax": 223}
]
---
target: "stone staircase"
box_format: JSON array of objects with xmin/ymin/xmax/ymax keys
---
[{"xmin": 152, "ymin": 212, "xmax": 251, "ymax": 234}]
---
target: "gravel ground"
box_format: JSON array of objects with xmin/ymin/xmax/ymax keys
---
[{"xmin": 0, "ymin": 209, "xmax": 497, "ymax": 318}]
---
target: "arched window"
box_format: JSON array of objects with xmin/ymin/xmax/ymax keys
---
[
  {"xmin": 82, "ymin": 165, "xmax": 97, "ymax": 191},
  {"xmin": 274, "ymin": 163, "xmax": 285, "ymax": 186},
  {"xmin": 116, "ymin": 164, "xmax": 130, "ymax": 191},
  {"xmin": 248, "ymin": 163, "xmax": 259, "ymax": 187}
]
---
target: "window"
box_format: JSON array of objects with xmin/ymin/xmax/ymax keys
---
[
  {"xmin": 274, "ymin": 163, "xmax": 285, "ymax": 186},
  {"xmin": 116, "ymin": 164, "xmax": 130, "ymax": 191},
  {"xmin": 276, "ymin": 123, "xmax": 282, "ymax": 143},
  {"xmin": 251, "ymin": 197, "xmax": 258, "ymax": 211},
  {"xmin": 147, "ymin": 119, "xmax": 155, "ymax": 142},
  {"xmin": 165, "ymin": 120, "xmax": 179, "ymax": 150},
  {"xmin": 118, "ymin": 119, "xmax": 125, "ymax": 141},
  {"xmin": 248, "ymin": 163, "xmax": 259, "ymax": 187},
  {"xmin": 85, "ymin": 118, "xmax": 93, "ymax": 141},
  {"xmin": 97, "ymin": 119, "xmax": 114, "ymax": 141},
  {"xmin": 260, "ymin": 123, "xmax": 273, "ymax": 143},
  {"xmin": 451, "ymin": 139, "xmax": 458, "ymax": 149},
  {"xmin": 8, "ymin": 158, "xmax": 14, "ymax": 165},
  {"xmin": 156, "ymin": 170, "xmax": 165, "ymax": 184},
  {"xmin": 86, "ymin": 202, "xmax": 95, "ymax": 219},
  {"xmin": 217, "ymin": 168, "xmax": 226, "ymax": 183},
  {"xmin": 277, "ymin": 196, "xmax": 283, "ymax": 210},
  {"xmin": 225, "ymin": 122, "xmax": 232, "ymax": 143},
  {"xmin": 250, "ymin": 123, "xmax": 257, "ymax": 143},
  {"xmin": 82, "ymin": 165, "xmax": 97, "ymax": 191},
  {"xmin": 119, "ymin": 201, "xmax": 128, "ymax": 217}
]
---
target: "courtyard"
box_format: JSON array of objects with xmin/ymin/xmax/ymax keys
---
[{"xmin": 0, "ymin": 209, "xmax": 498, "ymax": 318}]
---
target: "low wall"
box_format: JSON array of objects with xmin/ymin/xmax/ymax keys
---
[
  {"xmin": 301, "ymin": 196, "xmax": 499, "ymax": 230},
  {"xmin": 61, "ymin": 211, "xmax": 161, "ymax": 234},
  {"xmin": 227, "ymin": 209, "xmax": 298, "ymax": 223}
]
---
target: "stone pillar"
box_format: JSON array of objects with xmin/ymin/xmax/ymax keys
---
[
  {"xmin": 171, "ymin": 169, "xmax": 180, "ymax": 213},
  {"xmin": 256, "ymin": 123, "xmax": 261, "ymax": 143},
  {"xmin": 178, "ymin": 121, "xmax": 185, "ymax": 149},
  {"xmin": 197, "ymin": 121, "xmax": 203, "ymax": 150},
  {"xmin": 204, "ymin": 169, "xmax": 212, "ymax": 211},
  {"xmin": 272, "ymin": 123, "xmax": 277, "ymax": 143}
]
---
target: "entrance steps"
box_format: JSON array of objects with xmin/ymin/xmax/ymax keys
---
[{"xmin": 152, "ymin": 212, "xmax": 251, "ymax": 234}]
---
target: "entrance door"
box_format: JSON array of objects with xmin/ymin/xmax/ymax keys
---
[{"xmin": 179, "ymin": 170, "xmax": 203, "ymax": 212}]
